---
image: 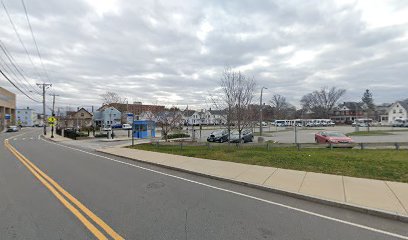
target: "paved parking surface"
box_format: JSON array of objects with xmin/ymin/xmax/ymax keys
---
[{"xmin": 187, "ymin": 126, "xmax": 408, "ymax": 144}]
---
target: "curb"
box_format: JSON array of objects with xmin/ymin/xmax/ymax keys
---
[
  {"xmin": 96, "ymin": 148, "xmax": 408, "ymax": 223},
  {"xmin": 41, "ymin": 135, "xmax": 72, "ymax": 142}
]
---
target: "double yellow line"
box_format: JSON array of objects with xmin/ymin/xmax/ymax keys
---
[{"xmin": 4, "ymin": 139, "xmax": 124, "ymax": 240}]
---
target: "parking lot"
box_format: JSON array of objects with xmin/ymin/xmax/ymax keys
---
[{"xmin": 187, "ymin": 125, "xmax": 408, "ymax": 144}]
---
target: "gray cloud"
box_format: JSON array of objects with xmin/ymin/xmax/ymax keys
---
[{"xmin": 1, "ymin": 0, "xmax": 408, "ymax": 112}]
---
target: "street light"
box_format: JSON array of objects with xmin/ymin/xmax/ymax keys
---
[{"xmin": 259, "ymin": 87, "xmax": 268, "ymax": 136}]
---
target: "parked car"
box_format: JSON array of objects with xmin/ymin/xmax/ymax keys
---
[
  {"xmin": 229, "ymin": 129, "xmax": 254, "ymax": 143},
  {"xmin": 6, "ymin": 126, "xmax": 19, "ymax": 132},
  {"xmin": 305, "ymin": 122, "xmax": 315, "ymax": 127},
  {"xmin": 101, "ymin": 126, "xmax": 112, "ymax": 131},
  {"xmin": 315, "ymin": 131, "xmax": 354, "ymax": 145},
  {"xmin": 207, "ymin": 130, "xmax": 229, "ymax": 143},
  {"xmin": 256, "ymin": 121, "xmax": 268, "ymax": 126},
  {"xmin": 122, "ymin": 124, "xmax": 132, "ymax": 130},
  {"xmin": 327, "ymin": 121, "xmax": 335, "ymax": 127},
  {"xmin": 111, "ymin": 123, "xmax": 123, "ymax": 129}
]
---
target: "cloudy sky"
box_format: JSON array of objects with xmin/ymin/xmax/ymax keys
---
[{"xmin": 1, "ymin": 0, "xmax": 408, "ymax": 112}]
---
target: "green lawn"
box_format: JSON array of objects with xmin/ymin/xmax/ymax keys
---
[
  {"xmin": 347, "ymin": 130, "xmax": 395, "ymax": 136},
  {"xmin": 130, "ymin": 144, "xmax": 408, "ymax": 183}
]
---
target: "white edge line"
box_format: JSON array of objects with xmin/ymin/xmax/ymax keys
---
[{"xmin": 39, "ymin": 138, "xmax": 408, "ymax": 240}]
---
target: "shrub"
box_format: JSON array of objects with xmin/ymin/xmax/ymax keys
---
[{"xmin": 166, "ymin": 133, "xmax": 190, "ymax": 139}]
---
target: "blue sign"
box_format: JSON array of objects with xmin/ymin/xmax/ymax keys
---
[
  {"xmin": 127, "ymin": 113, "xmax": 134, "ymax": 117},
  {"xmin": 5, "ymin": 114, "xmax": 10, "ymax": 120}
]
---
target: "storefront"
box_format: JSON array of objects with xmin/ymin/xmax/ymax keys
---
[{"xmin": 0, "ymin": 87, "xmax": 16, "ymax": 131}]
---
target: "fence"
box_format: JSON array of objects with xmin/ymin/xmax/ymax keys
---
[{"xmin": 147, "ymin": 141, "xmax": 408, "ymax": 151}]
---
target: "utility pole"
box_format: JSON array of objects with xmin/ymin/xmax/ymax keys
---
[
  {"xmin": 49, "ymin": 93, "xmax": 59, "ymax": 138},
  {"xmin": 37, "ymin": 83, "xmax": 52, "ymax": 135},
  {"xmin": 50, "ymin": 93, "xmax": 59, "ymax": 115},
  {"xmin": 259, "ymin": 87, "xmax": 267, "ymax": 136}
]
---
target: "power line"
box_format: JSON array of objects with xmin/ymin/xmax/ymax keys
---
[
  {"xmin": 20, "ymin": 0, "xmax": 52, "ymax": 84},
  {"xmin": 1, "ymin": 0, "xmax": 46, "ymax": 83},
  {"xmin": 0, "ymin": 40, "xmax": 42, "ymax": 95},
  {"xmin": 0, "ymin": 54, "xmax": 33, "ymax": 95},
  {"xmin": 0, "ymin": 68, "xmax": 41, "ymax": 103}
]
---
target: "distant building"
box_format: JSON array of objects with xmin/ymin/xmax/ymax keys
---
[
  {"xmin": 62, "ymin": 108, "xmax": 93, "ymax": 128},
  {"xmin": 330, "ymin": 102, "xmax": 365, "ymax": 124},
  {"xmin": 93, "ymin": 106, "xmax": 121, "ymax": 127},
  {"xmin": 387, "ymin": 100, "xmax": 408, "ymax": 124},
  {"xmin": 16, "ymin": 107, "xmax": 38, "ymax": 126},
  {"xmin": 0, "ymin": 87, "xmax": 16, "ymax": 130},
  {"xmin": 139, "ymin": 111, "xmax": 156, "ymax": 121},
  {"xmin": 184, "ymin": 109, "xmax": 226, "ymax": 125},
  {"xmin": 106, "ymin": 102, "xmax": 165, "ymax": 116},
  {"xmin": 374, "ymin": 103, "xmax": 392, "ymax": 125}
]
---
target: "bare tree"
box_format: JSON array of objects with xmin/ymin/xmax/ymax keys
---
[
  {"xmin": 100, "ymin": 91, "xmax": 123, "ymax": 105},
  {"xmin": 218, "ymin": 68, "xmax": 256, "ymax": 140},
  {"xmin": 300, "ymin": 87, "xmax": 346, "ymax": 118},
  {"xmin": 270, "ymin": 94, "xmax": 296, "ymax": 119},
  {"xmin": 156, "ymin": 108, "xmax": 183, "ymax": 141}
]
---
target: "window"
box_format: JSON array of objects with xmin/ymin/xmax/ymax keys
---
[
  {"xmin": 393, "ymin": 110, "xmax": 396, "ymax": 114},
  {"xmin": 399, "ymin": 109, "xmax": 403, "ymax": 113},
  {"xmin": 81, "ymin": 113, "xmax": 84, "ymax": 117}
]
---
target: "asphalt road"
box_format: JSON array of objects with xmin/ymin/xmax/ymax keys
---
[{"xmin": 1, "ymin": 128, "xmax": 407, "ymax": 240}]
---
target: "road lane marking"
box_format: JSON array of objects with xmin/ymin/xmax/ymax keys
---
[
  {"xmin": 43, "ymin": 139, "xmax": 408, "ymax": 240},
  {"xmin": 4, "ymin": 139, "xmax": 124, "ymax": 240}
]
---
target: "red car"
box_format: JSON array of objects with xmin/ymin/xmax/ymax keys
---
[{"xmin": 315, "ymin": 131, "xmax": 354, "ymax": 144}]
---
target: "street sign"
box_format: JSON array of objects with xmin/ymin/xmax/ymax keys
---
[
  {"xmin": 48, "ymin": 116, "xmax": 57, "ymax": 126},
  {"xmin": 5, "ymin": 114, "xmax": 10, "ymax": 120}
]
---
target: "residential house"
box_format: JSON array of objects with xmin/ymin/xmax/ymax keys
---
[
  {"xmin": 155, "ymin": 110, "xmax": 184, "ymax": 128},
  {"xmin": 93, "ymin": 105, "xmax": 122, "ymax": 127},
  {"xmin": 181, "ymin": 109, "xmax": 195, "ymax": 125},
  {"xmin": 62, "ymin": 108, "xmax": 93, "ymax": 128},
  {"xmin": 16, "ymin": 107, "xmax": 38, "ymax": 126},
  {"xmin": 330, "ymin": 102, "xmax": 365, "ymax": 124},
  {"xmin": 208, "ymin": 109, "xmax": 226, "ymax": 125},
  {"xmin": 185, "ymin": 109, "xmax": 226, "ymax": 125},
  {"xmin": 375, "ymin": 103, "xmax": 392, "ymax": 125},
  {"xmin": 387, "ymin": 100, "xmax": 408, "ymax": 124}
]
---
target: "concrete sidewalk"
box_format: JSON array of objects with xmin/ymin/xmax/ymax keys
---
[{"xmin": 97, "ymin": 145, "xmax": 408, "ymax": 221}]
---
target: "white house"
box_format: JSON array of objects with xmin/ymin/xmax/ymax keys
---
[
  {"xmin": 16, "ymin": 107, "xmax": 38, "ymax": 126},
  {"xmin": 93, "ymin": 106, "xmax": 122, "ymax": 127},
  {"xmin": 184, "ymin": 109, "xmax": 226, "ymax": 125},
  {"xmin": 387, "ymin": 100, "xmax": 408, "ymax": 124}
]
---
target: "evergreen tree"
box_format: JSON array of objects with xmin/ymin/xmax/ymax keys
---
[
  {"xmin": 361, "ymin": 89, "xmax": 375, "ymax": 110},
  {"xmin": 361, "ymin": 89, "xmax": 375, "ymax": 118}
]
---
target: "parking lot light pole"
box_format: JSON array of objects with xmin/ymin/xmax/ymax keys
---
[
  {"xmin": 132, "ymin": 114, "xmax": 135, "ymax": 146},
  {"xmin": 259, "ymin": 87, "xmax": 267, "ymax": 136}
]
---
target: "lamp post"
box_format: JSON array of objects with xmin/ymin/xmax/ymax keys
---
[
  {"xmin": 259, "ymin": 87, "xmax": 267, "ymax": 136},
  {"xmin": 131, "ymin": 113, "xmax": 135, "ymax": 146}
]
